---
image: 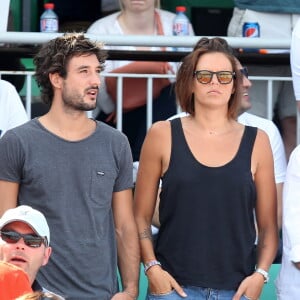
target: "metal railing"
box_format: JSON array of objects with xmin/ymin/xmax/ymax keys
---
[
  {"xmin": 249, "ymin": 75, "xmax": 300, "ymax": 144},
  {"xmin": 248, "ymin": 76, "xmax": 293, "ymax": 120},
  {"xmin": 1, "ymin": 70, "xmax": 298, "ymax": 144},
  {"xmin": 0, "ymin": 32, "xmax": 298, "ymax": 143},
  {"xmin": 0, "ymin": 70, "xmax": 292, "ymax": 118},
  {"xmin": 0, "ymin": 32, "xmax": 291, "ymax": 49}
]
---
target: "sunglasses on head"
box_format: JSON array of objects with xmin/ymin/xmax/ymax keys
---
[
  {"xmin": 240, "ymin": 67, "xmax": 249, "ymax": 78},
  {"xmin": 0, "ymin": 230, "xmax": 48, "ymax": 248},
  {"xmin": 194, "ymin": 70, "xmax": 236, "ymax": 84}
]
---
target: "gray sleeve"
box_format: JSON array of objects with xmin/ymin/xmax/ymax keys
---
[
  {"xmin": 0, "ymin": 130, "xmax": 24, "ymax": 183},
  {"xmin": 113, "ymin": 135, "xmax": 133, "ymax": 192}
]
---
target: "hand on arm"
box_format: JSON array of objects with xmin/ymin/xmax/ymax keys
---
[{"xmin": 233, "ymin": 272, "xmax": 265, "ymax": 300}]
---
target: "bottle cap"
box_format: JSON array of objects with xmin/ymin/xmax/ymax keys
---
[
  {"xmin": 176, "ymin": 6, "xmax": 186, "ymax": 12},
  {"xmin": 44, "ymin": 3, "xmax": 54, "ymax": 10}
]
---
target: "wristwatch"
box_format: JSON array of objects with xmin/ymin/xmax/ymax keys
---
[
  {"xmin": 255, "ymin": 268, "xmax": 269, "ymax": 283},
  {"xmin": 144, "ymin": 260, "xmax": 161, "ymax": 274}
]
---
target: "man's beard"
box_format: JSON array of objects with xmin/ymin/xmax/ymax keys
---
[{"xmin": 62, "ymin": 88, "xmax": 98, "ymax": 111}]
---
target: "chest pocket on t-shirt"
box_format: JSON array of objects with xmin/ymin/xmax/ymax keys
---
[{"xmin": 89, "ymin": 168, "xmax": 116, "ymax": 207}]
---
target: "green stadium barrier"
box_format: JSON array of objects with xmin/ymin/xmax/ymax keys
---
[
  {"xmin": 260, "ymin": 264, "xmax": 280, "ymax": 300},
  {"xmin": 118, "ymin": 264, "xmax": 148, "ymax": 300},
  {"xmin": 19, "ymin": 58, "xmax": 40, "ymax": 98}
]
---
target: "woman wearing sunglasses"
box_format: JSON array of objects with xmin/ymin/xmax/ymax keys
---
[{"xmin": 134, "ymin": 37, "xmax": 278, "ymax": 300}]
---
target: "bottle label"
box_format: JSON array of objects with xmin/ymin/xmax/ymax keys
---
[
  {"xmin": 242, "ymin": 22, "xmax": 260, "ymax": 38},
  {"xmin": 41, "ymin": 18, "xmax": 58, "ymax": 33},
  {"xmin": 173, "ymin": 21, "xmax": 189, "ymax": 36}
]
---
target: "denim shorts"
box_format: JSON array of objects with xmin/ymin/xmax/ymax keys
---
[{"xmin": 147, "ymin": 286, "xmax": 251, "ymax": 300}]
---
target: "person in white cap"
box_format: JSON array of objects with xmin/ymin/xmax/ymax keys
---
[{"xmin": 0, "ymin": 205, "xmax": 63, "ymax": 298}]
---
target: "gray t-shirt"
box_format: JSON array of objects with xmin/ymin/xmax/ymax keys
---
[{"xmin": 0, "ymin": 119, "xmax": 133, "ymax": 299}]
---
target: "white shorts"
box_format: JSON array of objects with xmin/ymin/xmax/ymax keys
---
[{"xmin": 227, "ymin": 8, "xmax": 299, "ymax": 119}]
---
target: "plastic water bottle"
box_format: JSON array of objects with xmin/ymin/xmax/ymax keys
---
[
  {"xmin": 172, "ymin": 6, "xmax": 189, "ymax": 51},
  {"xmin": 40, "ymin": 3, "xmax": 59, "ymax": 33}
]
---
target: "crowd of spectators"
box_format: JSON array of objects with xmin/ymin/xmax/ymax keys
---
[{"xmin": 0, "ymin": 1, "xmax": 299, "ymax": 299}]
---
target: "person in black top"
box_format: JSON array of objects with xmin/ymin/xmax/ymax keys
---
[{"xmin": 134, "ymin": 37, "xmax": 278, "ymax": 300}]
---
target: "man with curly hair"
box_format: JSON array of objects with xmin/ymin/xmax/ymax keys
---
[{"xmin": 0, "ymin": 33, "xmax": 140, "ymax": 299}]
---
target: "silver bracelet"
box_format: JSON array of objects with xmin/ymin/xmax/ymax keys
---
[
  {"xmin": 144, "ymin": 260, "xmax": 161, "ymax": 274},
  {"xmin": 255, "ymin": 268, "xmax": 269, "ymax": 283}
]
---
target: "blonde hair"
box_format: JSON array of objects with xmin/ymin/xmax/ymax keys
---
[{"xmin": 119, "ymin": 0, "xmax": 160, "ymax": 10}]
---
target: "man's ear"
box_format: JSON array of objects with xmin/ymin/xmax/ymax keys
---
[
  {"xmin": 49, "ymin": 73, "xmax": 62, "ymax": 89},
  {"xmin": 42, "ymin": 246, "xmax": 52, "ymax": 266}
]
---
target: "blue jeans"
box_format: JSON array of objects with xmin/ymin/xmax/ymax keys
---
[{"xmin": 147, "ymin": 286, "xmax": 250, "ymax": 300}]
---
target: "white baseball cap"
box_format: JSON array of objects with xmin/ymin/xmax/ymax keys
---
[{"xmin": 0, "ymin": 205, "xmax": 50, "ymax": 245}]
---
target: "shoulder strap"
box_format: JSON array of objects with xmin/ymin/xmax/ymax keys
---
[
  {"xmin": 170, "ymin": 118, "xmax": 184, "ymax": 148},
  {"xmin": 238, "ymin": 126, "xmax": 258, "ymax": 168}
]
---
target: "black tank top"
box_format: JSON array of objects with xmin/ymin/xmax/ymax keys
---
[{"xmin": 156, "ymin": 118, "xmax": 257, "ymax": 290}]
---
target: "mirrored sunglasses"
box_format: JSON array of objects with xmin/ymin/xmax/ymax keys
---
[
  {"xmin": 194, "ymin": 70, "xmax": 236, "ymax": 84},
  {"xmin": 0, "ymin": 230, "xmax": 48, "ymax": 248}
]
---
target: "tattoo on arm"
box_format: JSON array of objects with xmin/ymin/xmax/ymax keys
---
[{"xmin": 139, "ymin": 227, "xmax": 152, "ymax": 241}]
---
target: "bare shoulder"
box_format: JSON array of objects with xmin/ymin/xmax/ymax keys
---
[
  {"xmin": 149, "ymin": 120, "xmax": 171, "ymax": 131},
  {"xmin": 146, "ymin": 120, "xmax": 171, "ymax": 141},
  {"xmin": 252, "ymin": 128, "xmax": 273, "ymax": 168},
  {"xmin": 255, "ymin": 128, "xmax": 271, "ymax": 147},
  {"xmin": 140, "ymin": 120, "xmax": 172, "ymax": 168}
]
